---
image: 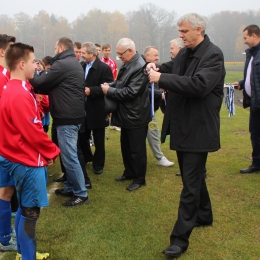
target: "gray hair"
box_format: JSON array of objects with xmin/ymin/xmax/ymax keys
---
[
  {"xmin": 116, "ymin": 38, "xmax": 136, "ymax": 51},
  {"xmin": 82, "ymin": 42, "xmax": 97, "ymax": 56},
  {"xmin": 177, "ymin": 13, "xmax": 206, "ymax": 36},
  {"xmin": 170, "ymin": 38, "xmax": 185, "ymax": 48},
  {"xmin": 143, "ymin": 46, "xmax": 158, "ymax": 56}
]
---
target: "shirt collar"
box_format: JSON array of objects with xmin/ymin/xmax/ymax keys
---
[{"xmin": 86, "ymin": 60, "xmax": 95, "ymax": 67}]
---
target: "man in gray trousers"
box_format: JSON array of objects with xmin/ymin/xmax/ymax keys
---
[{"xmin": 144, "ymin": 46, "xmax": 174, "ymax": 167}]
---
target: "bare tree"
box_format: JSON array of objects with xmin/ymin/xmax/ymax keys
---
[{"xmin": 126, "ymin": 3, "xmax": 177, "ymax": 62}]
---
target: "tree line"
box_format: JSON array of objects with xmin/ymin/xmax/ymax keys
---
[{"xmin": 0, "ymin": 4, "xmax": 259, "ymax": 62}]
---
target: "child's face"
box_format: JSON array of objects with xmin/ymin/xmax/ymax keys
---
[{"xmin": 25, "ymin": 53, "xmax": 37, "ymax": 79}]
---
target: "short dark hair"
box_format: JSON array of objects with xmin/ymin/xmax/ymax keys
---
[
  {"xmin": 57, "ymin": 37, "xmax": 73, "ymax": 50},
  {"xmin": 5, "ymin": 43, "xmax": 34, "ymax": 71},
  {"xmin": 102, "ymin": 43, "xmax": 111, "ymax": 50},
  {"xmin": 243, "ymin": 24, "xmax": 260, "ymax": 37},
  {"xmin": 95, "ymin": 43, "xmax": 101, "ymax": 48},
  {"xmin": 42, "ymin": 56, "xmax": 52, "ymax": 66},
  {"xmin": 74, "ymin": 41, "xmax": 81, "ymax": 49},
  {"xmin": 0, "ymin": 34, "xmax": 16, "ymax": 50}
]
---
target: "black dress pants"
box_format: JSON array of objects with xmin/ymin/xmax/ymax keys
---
[
  {"xmin": 121, "ymin": 126, "xmax": 148, "ymax": 184},
  {"xmin": 170, "ymin": 151, "xmax": 213, "ymax": 250},
  {"xmin": 84, "ymin": 128, "xmax": 106, "ymax": 171}
]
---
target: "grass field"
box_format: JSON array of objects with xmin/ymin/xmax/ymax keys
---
[
  {"xmin": 225, "ymin": 64, "xmax": 244, "ymax": 72},
  {"xmin": 3, "ymin": 71, "xmax": 259, "ymax": 260}
]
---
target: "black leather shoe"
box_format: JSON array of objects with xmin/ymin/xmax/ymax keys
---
[
  {"xmin": 162, "ymin": 245, "xmax": 186, "ymax": 257},
  {"xmin": 85, "ymin": 182, "xmax": 92, "ymax": 189},
  {"xmin": 175, "ymin": 172, "xmax": 181, "ymax": 176},
  {"xmin": 194, "ymin": 222, "xmax": 212, "ymax": 228},
  {"xmin": 55, "ymin": 189, "xmax": 73, "ymax": 197},
  {"xmin": 94, "ymin": 169, "xmax": 103, "ymax": 174},
  {"xmin": 54, "ymin": 175, "xmax": 67, "ymax": 182},
  {"xmin": 240, "ymin": 165, "xmax": 260, "ymax": 174},
  {"xmin": 126, "ymin": 183, "xmax": 145, "ymax": 191},
  {"xmin": 115, "ymin": 176, "xmax": 132, "ymax": 182}
]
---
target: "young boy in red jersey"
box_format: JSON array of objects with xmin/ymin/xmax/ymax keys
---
[
  {"xmin": 0, "ymin": 42, "xmax": 60, "ymax": 259},
  {"xmin": 0, "ymin": 34, "xmax": 17, "ymax": 252}
]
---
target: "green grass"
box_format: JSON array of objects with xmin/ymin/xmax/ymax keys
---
[
  {"xmin": 2, "ymin": 71, "xmax": 259, "ymax": 260},
  {"xmin": 225, "ymin": 71, "xmax": 243, "ymax": 83}
]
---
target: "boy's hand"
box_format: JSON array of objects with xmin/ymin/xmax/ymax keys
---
[{"xmin": 46, "ymin": 159, "xmax": 54, "ymax": 166}]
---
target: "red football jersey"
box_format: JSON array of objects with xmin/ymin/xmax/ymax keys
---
[
  {"xmin": 0, "ymin": 79, "xmax": 60, "ymax": 166},
  {"xmin": 0, "ymin": 65, "xmax": 10, "ymax": 97},
  {"xmin": 100, "ymin": 57, "xmax": 118, "ymax": 80}
]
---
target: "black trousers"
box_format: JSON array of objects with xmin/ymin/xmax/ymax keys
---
[
  {"xmin": 170, "ymin": 151, "xmax": 213, "ymax": 250},
  {"xmin": 52, "ymin": 124, "xmax": 90, "ymax": 183},
  {"xmin": 249, "ymin": 106, "xmax": 260, "ymax": 167},
  {"xmin": 85, "ymin": 128, "xmax": 105, "ymax": 171},
  {"xmin": 121, "ymin": 126, "xmax": 148, "ymax": 184}
]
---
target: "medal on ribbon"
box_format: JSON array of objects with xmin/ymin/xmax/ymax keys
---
[{"xmin": 148, "ymin": 68, "xmax": 157, "ymax": 130}]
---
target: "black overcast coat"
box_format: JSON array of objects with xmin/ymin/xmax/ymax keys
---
[
  {"xmin": 30, "ymin": 49, "xmax": 85, "ymax": 126},
  {"xmin": 159, "ymin": 35, "xmax": 225, "ymax": 152},
  {"xmin": 82, "ymin": 57, "xmax": 113, "ymax": 129}
]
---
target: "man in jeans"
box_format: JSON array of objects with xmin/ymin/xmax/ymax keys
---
[{"xmin": 30, "ymin": 37, "xmax": 89, "ymax": 207}]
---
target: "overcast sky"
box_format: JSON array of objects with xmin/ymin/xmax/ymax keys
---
[{"xmin": 1, "ymin": 0, "xmax": 258, "ymax": 22}]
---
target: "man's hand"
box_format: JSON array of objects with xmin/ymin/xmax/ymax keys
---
[
  {"xmin": 85, "ymin": 87, "xmax": 91, "ymax": 96},
  {"xmin": 149, "ymin": 69, "xmax": 161, "ymax": 84},
  {"xmin": 101, "ymin": 83, "xmax": 109, "ymax": 95},
  {"xmin": 146, "ymin": 63, "xmax": 159, "ymax": 73},
  {"xmin": 232, "ymin": 81, "xmax": 241, "ymax": 90},
  {"xmin": 161, "ymin": 92, "xmax": 165, "ymax": 100}
]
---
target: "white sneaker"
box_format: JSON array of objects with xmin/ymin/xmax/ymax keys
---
[
  {"xmin": 110, "ymin": 126, "xmax": 121, "ymax": 131},
  {"xmin": 10, "ymin": 228, "xmax": 16, "ymax": 238},
  {"xmin": 157, "ymin": 156, "xmax": 174, "ymax": 167},
  {"xmin": 0, "ymin": 237, "xmax": 17, "ymax": 251}
]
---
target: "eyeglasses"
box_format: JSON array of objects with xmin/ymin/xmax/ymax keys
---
[{"xmin": 116, "ymin": 49, "xmax": 129, "ymax": 56}]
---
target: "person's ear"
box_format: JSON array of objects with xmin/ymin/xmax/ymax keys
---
[
  {"xmin": 0, "ymin": 48, "xmax": 5, "ymax": 58},
  {"xmin": 19, "ymin": 60, "xmax": 25, "ymax": 70},
  {"xmin": 197, "ymin": 26, "xmax": 203, "ymax": 35}
]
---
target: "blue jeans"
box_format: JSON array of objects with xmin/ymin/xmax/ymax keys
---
[
  {"xmin": 249, "ymin": 107, "xmax": 260, "ymax": 167},
  {"xmin": 56, "ymin": 124, "xmax": 87, "ymax": 197}
]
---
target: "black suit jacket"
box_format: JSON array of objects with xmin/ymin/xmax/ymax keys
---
[
  {"xmin": 159, "ymin": 35, "xmax": 225, "ymax": 152},
  {"xmin": 82, "ymin": 58, "xmax": 114, "ymax": 129}
]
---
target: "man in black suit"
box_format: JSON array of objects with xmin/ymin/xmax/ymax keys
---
[
  {"xmin": 80, "ymin": 42, "xmax": 113, "ymax": 174},
  {"xmin": 148, "ymin": 13, "xmax": 225, "ymax": 257}
]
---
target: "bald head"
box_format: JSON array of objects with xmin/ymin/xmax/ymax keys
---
[{"xmin": 144, "ymin": 46, "xmax": 159, "ymax": 63}]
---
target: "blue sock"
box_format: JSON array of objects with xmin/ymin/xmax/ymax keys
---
[
  {"xmin": 15, "ymin": 207, "xmax": 22, "ymax": 253},
  {"xmin": 18, "ymin": 215, "xmax": 37, "ymax": 260},
  {"xmin": 0, "ymin": 199, "xmax": 11, "ymax": 246}
]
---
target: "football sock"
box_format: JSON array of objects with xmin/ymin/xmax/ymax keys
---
[
  {"xmin": 0, "ymin": 199, "xmax": 11, "ymax": 246},
  {"xmin": 18, "ymin": 215, "xmax": 37, "ymax": 260},
  {"xmin": 15, "ymin": 207, "xmax": 22, "ymax": 253}
]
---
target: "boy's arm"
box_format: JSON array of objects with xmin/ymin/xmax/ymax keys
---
[{"xmin": 12, "ymin": 93, "xmax": 60, "ymax": 160}]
